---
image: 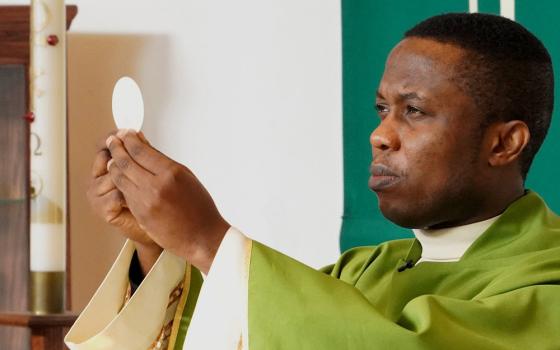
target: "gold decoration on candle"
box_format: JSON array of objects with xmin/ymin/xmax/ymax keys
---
[{"xmin": 30, "ymin": 271, "xmax": 65, "ymax": 315}]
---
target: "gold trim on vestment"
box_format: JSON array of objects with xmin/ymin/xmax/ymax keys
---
[{"xmin": 167, "ymin": 264, "xmax": 192, "ymax": 350}]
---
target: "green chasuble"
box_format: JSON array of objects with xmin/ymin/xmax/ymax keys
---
[{"xmin": 178, "ymin": 192, "xmax": 560, "ymax": 349}]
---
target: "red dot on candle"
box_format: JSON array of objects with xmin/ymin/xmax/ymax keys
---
[
  {"xmin": 46, "ymin": 35, "xmax": 59, "ymax": 46},
  {"xmin": 24, "ymin": 112, "xmax": 35, "ymax": 123}
]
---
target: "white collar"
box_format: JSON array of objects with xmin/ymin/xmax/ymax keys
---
[{"xmin": 412, "ymin": 215, "xmax": 501, "ymax": 263}]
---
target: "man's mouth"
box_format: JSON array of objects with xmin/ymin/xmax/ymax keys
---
[{"xmin": 369, "ymin": 163, "xmax": 402, "ymax": 191}]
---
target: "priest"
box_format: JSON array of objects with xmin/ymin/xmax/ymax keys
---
[{"xmin": 66, "ymin": 13, "xmax": 560, "ymax": 350}]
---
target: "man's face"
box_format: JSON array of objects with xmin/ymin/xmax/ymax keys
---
[{"xmin": 370, "ymin": 37, "xmax": 488, "ymax": 229}]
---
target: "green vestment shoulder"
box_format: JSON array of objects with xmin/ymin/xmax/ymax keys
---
[{"xmin": 248, "ymin": 192, "xmax": 560, "ymax": 349}]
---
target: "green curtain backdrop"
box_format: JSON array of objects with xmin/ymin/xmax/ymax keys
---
[{"xmin": 340, "ymin": 0, "xmax": 560, "ymax": 252}]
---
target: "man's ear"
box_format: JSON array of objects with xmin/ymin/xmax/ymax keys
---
[{"xmin": 487, "ymin": 120, "xmax": 530, "ymax": 167}]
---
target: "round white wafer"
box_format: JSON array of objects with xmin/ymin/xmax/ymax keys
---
[{"xmin": 112, "ymin": 77, "xmax": 144, "ymax": 131}]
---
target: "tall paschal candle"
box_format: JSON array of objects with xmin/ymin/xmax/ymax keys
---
[{"xmin": 29, "ymin": 0, "xmax": 67, "ymax": 314}]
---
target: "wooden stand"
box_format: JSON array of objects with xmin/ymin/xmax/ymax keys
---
[
  {"xmin": 0, "ymin": 312, "xmax": 78, "ymax": 350},
  {"xmin": 0, "ymin": 6, "xmax": 78, "ymax": 350}
]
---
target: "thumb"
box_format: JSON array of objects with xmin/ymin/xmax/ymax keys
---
[{"xmin": 138, "ymin": 131, "xmax": 151, "ymax": 145}]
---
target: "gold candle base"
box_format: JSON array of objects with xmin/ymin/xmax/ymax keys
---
[{"xmin": 29, "ymin": 271, "xmax": 65, "ymax": 314}]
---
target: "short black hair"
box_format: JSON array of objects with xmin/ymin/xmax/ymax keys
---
[{"xmin": 405, "ymin": 13, "xmax": 554, "ymax": 179}]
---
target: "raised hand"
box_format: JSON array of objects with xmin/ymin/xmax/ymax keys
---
[
  {"xmin": 105, "ymin": 130, "xmax": 230, "ymax": 274},
  {"xmin": 87, "ymin": 134, "xmax": 162, "ymax": 275}
]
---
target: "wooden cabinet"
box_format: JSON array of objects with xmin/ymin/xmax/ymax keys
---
[{"xmin": 0, "ymin": 6, "xmax": 77, "ymax": 350}]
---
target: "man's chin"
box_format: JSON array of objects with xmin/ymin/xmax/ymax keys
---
[{"xmin": 378, "ymin": 198, "xmax": 428, "ymax": 229}]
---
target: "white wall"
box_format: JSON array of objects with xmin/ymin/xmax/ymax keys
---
[{"xmin": 2, "ymin": 0, "xmax": 342, "ymax": 310}]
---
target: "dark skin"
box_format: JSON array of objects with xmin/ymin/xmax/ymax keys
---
[
  {"xmin": 87, "ymin": 133, "xmax": 164, "ymax": 275},
  {"xmin": 88, "ymin": 129, "xmax": 229, "ymax": 275},
  {"xmin": 87, "ymin": 37, "xmax": 530, "ymax": 275},
  {"xmin": 370, "ymin": 37, "xmax": 529, "ymax": 229}
]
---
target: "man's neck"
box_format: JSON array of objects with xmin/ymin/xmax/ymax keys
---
[{"xmin": 428, "ymin": 185, "xmax": 525, "ymax": 230}]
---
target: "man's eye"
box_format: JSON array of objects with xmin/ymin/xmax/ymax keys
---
[
  {"xmin": 375, "ymin": 104, "xmax": 389, "ymax": 114},
  {"xmin": 406, "ymin": 105, "xmax": 424, "ymax": 115}
]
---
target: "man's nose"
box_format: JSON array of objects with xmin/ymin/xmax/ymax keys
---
[{"xmin": 370, "ymin": 119, "xmax": 400, "ymax": 153}]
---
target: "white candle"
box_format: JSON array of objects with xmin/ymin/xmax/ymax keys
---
[
  {"xmin": 29, "ymin": 0, "xmax": 67, "ymax": 313},
  {"xmin": 30, "ymin": 223, "xmax": 66, "ymax": 272}
]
